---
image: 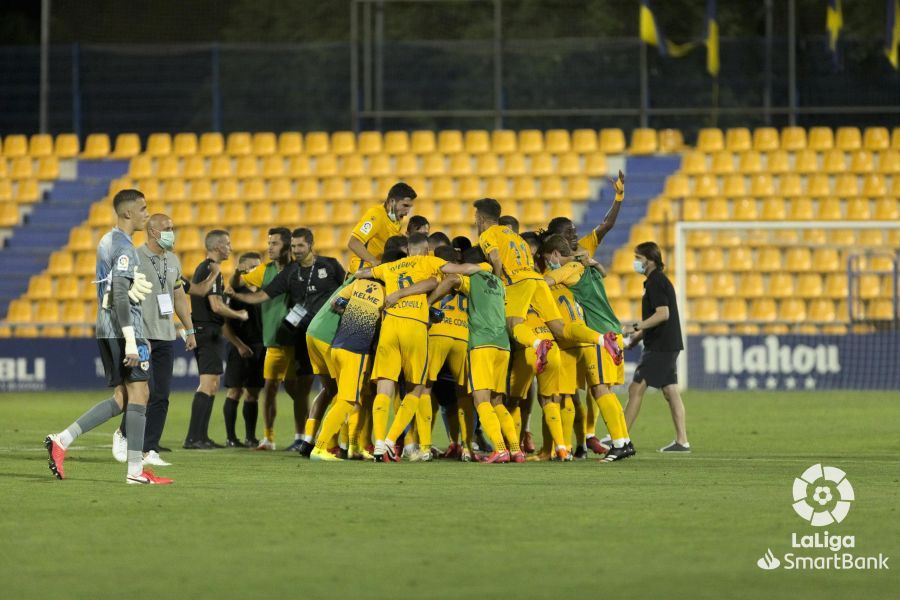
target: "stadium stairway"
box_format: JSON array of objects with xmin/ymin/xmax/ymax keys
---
[
  {"xmin": 0, "ymin": 161, "xmax": 129, "ymax": 317},
  {"xmin": 578, "ymin": 155, "xmax": 682, "ymax": 266}
]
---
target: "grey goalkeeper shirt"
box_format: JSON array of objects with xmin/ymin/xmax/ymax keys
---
[
  {"xmin": 138, "ymin": 244, "xmax": 184, "ymax": 341},
  {"xmin": 95, "ymin": 227, "xmax": 144, "ymax": 339}
]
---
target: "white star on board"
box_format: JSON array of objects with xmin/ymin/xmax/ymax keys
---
[
  {"xmin": 726, "ymin": 376, "xmax": 739, "ymax": 390},
  {"xmin": 765, "ymin": 376, "xmax": 778, "ymax": 390},
  {"xmin": 746, "ymin": 377, "xmax": 758, "ymax": 390},
  {"xmin": 785, "ymin": 377, "xmax": 797, "ymax": 390},
  {"xmin": 804, "ymin": 376, "xmax": 817, "ymax": 390}
]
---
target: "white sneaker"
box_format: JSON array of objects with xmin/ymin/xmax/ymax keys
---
[
  {"xmin": 142, "ymin": 450, "xmax": 171, "ymax": 467},
  {"xmin": 112, "ymin": 429, "xmax": 127, "ymax": 463},
  {"xmin": 256, "ymin": 438, "xmax": 276, "ymax": 451},
  {"xmin": 409, "ymin": 448, "xmax": 433, "ymax": 462}
]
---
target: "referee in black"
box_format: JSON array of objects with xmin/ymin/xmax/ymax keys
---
[
  {"xmin": 184, "ymin": 229, "xmax": 249, "ymax": 449},
  {"xmin": 622, "ymin": 241, "xmax": 690, "ymax": 453}
]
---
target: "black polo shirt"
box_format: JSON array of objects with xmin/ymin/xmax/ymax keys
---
[
  {"xmin": 641, "ymin": 269, "xmax": 683, "ymax": 352},
  {"xmin": 227, "ymin": 283, "xmax": 263, "ymax": 345},
  {"xmin": 263, "ymin": 255, "xmax": 346, "ymax": 326},
  {"xmin": 190, "ymin": 258, "xmax": 224, "ymax": 327}
]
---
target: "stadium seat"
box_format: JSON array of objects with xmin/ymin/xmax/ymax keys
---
[
  {"xmin": 807, "ymin": 298, "xmax": 835, "ymax": 321},
  {"xmin": 544, "ymin": 129, "xmax": 571, "ymax": 154},
  {"xmin": 146, "ymin": 133, "xmax": 172, "ymax": 157},
  {"xmin": 459, "ymin": 130, "xmax": 488, "ymax": 155},
  {"xmin": 518, "ymin": 130, "xmax": 544, "ymax": 154},
  {"xmin": 792, "ymin": 149, "xmax": 817, "ymax": 173},
  {"xmin": 552, "ymin": 152, "xmax": 578, "ymax": 177},
  {"xmin": 189, "ymin": 178, "xmax": 212, "ymax": 200},
  {"xmin": 531, "ymin": 153, "xmax": 554, "ymax": 176},
  {"xmin": 721, "ymin": 298, "xmax": 748, "ymax": 321},
  {"xmin": 697, "ymin": 128, "xmax": 724, "ymax": 153},
  {"xmin": 393, "ymin": 153, "xmax": 418, "ymax": 178},
  {"xmin": 2, "ymin": 134, "xmax": 27, "ymax": 158},
  {"xmin": 722, "ymin": 175, "xmax": 746, "ymax": 197},
  {"xmin": 775, "ymin": 173, "xmax": 801, "ymax": 197},
  {"xmin": 485, "ymin": 176, "xmax": 510, "ymax": 199},
  {"xmin": 779, "ymin": 298, "xmax": 807, "ymax": 322},
  {"xmin": 6, "ymin": 299, "xmax": 32, "ymax": 323},
  {"xmin": 867, "ymin": 299, "xmax": 894, "ymax": 320},
  {"xmin": 447, "ymin": 153, "xmax": 472, "ymax": 177},
  {"xmin": 47, "ymin": 251, "xmax": 74, "ymax": 276},
  {"xmin": 260, "ymin": 155, "xmax": 285, "ymax": 178},
  {"xmin": 710, "ymin": 151, "xmax": 734, "ymax": 174},
  {"xmin": 737, "ymin": 151, "xmax": 762, "ymax": 173},
  {"xmin": 10, "ymin": 157, "xmax": 33, "ymax": 179},
  {"xmin": 686, "ymin": 273, "xmax": 708, "ymax": 297},
  {"xmin": 704, "ymin": 197, "xmax": 729, "ymax": 220},
  {"xmin": 322, "ymin": 177, "xmax": 347, "ymax": 199},
  {"xmin": 681, "ymin": 151, "xmax": 706, "ymax": 175},
  {"xmin": 502, "ymin": 153, "xmax": 527, "ymax": 176},
  {"xmin": 629, "ymin": 128, "xmax": 657, "ymax": 154},
  {"xmin": 822, "ymin": 149, "xmax": 846, "ymax": 173},
  {"xmin": 314, "ymin": 154, "xmax": 339, "ymax": 177},
  {"xmin": 294, "ymin": 177, "xmax": 319, "ymax": 201},
  {"xmin": 26, "ymin": 274, "xmax": 53, "ymax": 300},
  {"xmin": 29, "ymin": 134, "xmax": 53, "ymax": 157},
  {"xmin": 707, "ymin": 272, "xmax": 735, "ymax": 297},
  {"xmin": 267, "ymin": 177, "xmax": 291, "ymax": 200},
  {"xmin": 224, "ymin": 132, "xmax": 250, "ymax": 156},
  {"xmin": 873, "ymin": 198, "xmax": 899, "ymax": 220},
  {"xmin": 697, "ymin": 248, "xmax": 724, "ymax": 271},
  {"xmin": 767, "ymin": 272, "xmax": 795, "ymax": 298},
  {"xmin": 571, "ymin": 129, "xmax": 598, "ymax": 153},
  {"xmin": 438, "ymin": 130, "xmax": 463, "ymax": 154},
  {"xmin": 862, "ymin": 174, "xmax": 886, "ymax": 198},
  {"xmin": 111, "ymin": 134, "xmax": 141, "ymax": 158},
  {"xmin": 680, "ymin": 198, "xmax": 701, "ymax": 221},
  {"xmin": 736, "ymin": 272, "xmax": 762, "ymax": 298},
  {"xmin": 805, "ymin": 174, "xmax": 830, "ymax": 198},
  {"xmin": 807, "ymin": 126, "xmax": 833, "ymax": 151},
  {"xmin": 724, "ymin": 128, "xmax": 751, "ymax": 152},
  {"xmin": 835, "ymin": 127, "xmax": 862, "ymax": 150},
  {"xmin": 754, "ymin": 246, "xmax": 782, "ymax": 272},
  {"xmin": 664, "ymin": 174, "xmax": 690, "ymax": 198},
  {"xmin": 691, "ymin": 297, "xmax": 719, "ymax": 322},
  {"xmin": 731, "ymin": 198, "xmax": 758, "ymax": 221},
  {"xmin": 199, "ymin": 133, "xmax": 224, "ymax": 156},
  {"xmin": 766, "ymin": 150, "xmax": 790, "ymax": 174},
  {"xmin": 823, "ymin": 273, "xmax": 848, "ymax": 298},
  {"xmin": 539, "ymin": 176, "xmax": 564, "ymax": 199},
  {"xmin": 583, "ymin": 153, "xmax": 607, "ymax": 176},
  {"xmin": 155, "ymin": 155, "xmax": 180, "ymax": 179},
  {"xmin": 750, "ymin": 174, "xmax": 775, "ymax": 197},
  {"xmin": 487, "ymin": 130, "xmax": 515, "ymax": 155},
  {"xmin": 848, "ymin": 150, "xmax": 874, "ymax": 173},
  {"xmin": 814, "ymin": 197, "xmax": 841, "ymax": 221},
  {"xmin": 694, "ymin": 174, "xmax": 719, "ymax": 197},
  {"xmin": 249, "ymin": 132, "xmax": 276, "ymax": 156},
  {"xmin": 126, "ymin": 155, "xmax": 152, "ymax": 180},
  {"xmin": 513, "ymin": 176, "xmax": 537, "ymax": 199},
  {"xmin": 749, "ymin": 298, "xmax": 777, "ymax": 321},
  {"xmin": 727, "ymin": 247, "xmax": 753, "ymax": 271},
  {"xmin": 215, "ymin": 178, "xmax": 240, "ymax": 202},
  {"xmin": 858, "ymin": 274, "xmax": 881, "ymax": 300},
  {"xmin": 14, "ymin": 179, "xmax": 40, "ymax": 203},
  {"xmin": 599, "ymin": 129, "xmax": 626, "ymax": 153},
  {"xmin": 274, "ymin": 202, "xmax": 301, "ymax": 224},
  {"xmin": 277, "ymin": 132, "xmax": 303, "ymax": 155},
  {"xmin": 206, "ymin": 155, "xmax": 231, "ymax": 178},
  {"xmin": 51, "ymin": 134, "xmax": 78, "ymax": 159},
  {"xmin": 845, "ymin": 197, "xmax": 871, "ymax": 220},
  {"xmin": 410, "ymin": 130, "xmax": 436, "ymax": 154},
  {"xmin": 305, "ymin": 132, "xmax": 330, "ymax": 155},
  {"xmin": 172, "ymin": 133, "xmax": 198, "ymax": 157},
  {"xmin": 834, "ymin": 174, "xmax": 859, "ymax": 197},
  {"xmin": 780, "ymin": 127, "xmax": 806, "ymax": 151},
  {"xmin": 222, "ymin": 203, "xmax": 246, "ymax": 224},
  {"xmin": 658, "ymin": 129, "xmax": 683, "ymax": 153},
  {"xmin": 878, "ymin": 150, "xmax": 900, "ymax": 174},
  {"xmin": 753, "ymin": 127, "xmax": 779, "ymax": 151},
  {"xmin": 785, "ymin": 247, "xmax": 813, "ymax": 271},
  {"xmin": 374, "ymin": 131, "xmax": 403, "ymax": 155},
  {"xmin": 331, "ymin": 131, "xmax": 356, "ymax": 156}
]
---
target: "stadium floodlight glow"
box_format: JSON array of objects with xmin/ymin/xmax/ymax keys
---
[{"xmin": 673, "ymin": 220, "xmax": 900, "ymax": 389}]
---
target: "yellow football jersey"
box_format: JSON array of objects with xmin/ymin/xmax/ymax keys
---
[
  {"xmin": 349, "ymin": 204, "xmax": 403, "ymax": 272},
  {"xmin": 524, "ymin": 307, "xmax": 553, "ymax": 342},
  {"xmin": 551, "ymin": 281, "xmax": 588, "ymax": 350},
  {"xmin": 479, "ymin": 224, "xmax": 541, "ymax": 284},
  {"xmin": 429, "ymin": 290, "xmax": 469, "ymax": 342},
  {"xmin": 371, "ymin": 255, "xmax": 446, "ymax": 324},
  {"xmin": 578, "ymin": 230, "xmax": 600, "ymax": 256}
]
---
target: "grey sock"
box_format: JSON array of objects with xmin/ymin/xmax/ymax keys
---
[
  {"xmin": 69, "ymin": 397, "xmax": 120, "ymax": 439},
  {"xmin": 125, "ymin": 404, "xmax": 147, "ymax": 471}
]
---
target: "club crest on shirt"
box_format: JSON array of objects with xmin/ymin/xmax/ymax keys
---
[
  {"xmin": 318, "ymin": 268, "xmax": 327, "ymax": 279},
  {"xmin": 116, "ymin": 255, "xmax": 129, "ymax": 271}
]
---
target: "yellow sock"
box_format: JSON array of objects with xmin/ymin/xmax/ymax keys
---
[
  {"xmin": 372, "ymin": 393, "xmax": 391, "ymax": 441},
  {"xmin": 264, "ymin": 427, "xmax": 274, "ymax": 441},
  {"xmin": 387, "ymin": 393, "xmax": 419, "ymax": 442},
  {"xmin": 512, "ymin": 322, "xmax": 538, "ymax": 348},
  {"xmin": 511, "ymin": 405, "xmax": 522, "ymax": 436},
  {"xmin": 494, "ymin": 404, "xmax": 521, "ymax": 453},
  {"xmin": 304, "ymin": 418, "xmax": 319, "ymax": 441},
  {"xmin": 314, "ymin": 398, "xmax": 353, "ymax": 450},
  {"xmin": 326, "ymin": 432, "xmax": 339, "ymax": 449},
  {"xmin": 585, "ymin": 391, "xmax": 598, "ymax": 437},
  {"xmin": 459, "ymin": 396, "xmax": 475, "ymax": 451},
  {"xmin": 416, "ymin": 394, "xmax": 433, "ymax": 451},
  {"xmin": 562, "ymin": 321, "xmax": 601, "ymax": 346},
  {"xmin": 597, "ymin": 393, "xmax": 628, "ymax": 441},
  {"xmin": 476, "ymin": 402, "xmax": 507, "ymax": 452},
  {"xmin": 573, "ymin": 397, "xmax": 586, "ymax": 447},
  {"xmin": 561, "ymin": 396, "xmax": 575, "ymax": 450},
  {"xmin": 543, "ymin": 402, "xmax": 566, "ymax": 448}
]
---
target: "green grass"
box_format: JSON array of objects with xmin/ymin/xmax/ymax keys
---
[{"xmin": 1, "ymin": 390, "xmax": 898, "ymax": 599}]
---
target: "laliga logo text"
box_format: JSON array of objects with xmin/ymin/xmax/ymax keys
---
[{"xmin": 756, "ymin": 464, "xmax": 889, "ymax": 571}]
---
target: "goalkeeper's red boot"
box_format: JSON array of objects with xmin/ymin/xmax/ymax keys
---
[
  {"xmin": 440, "ymin": 443, "xmax": 461, "ymax": 459},
  {"xmin": 586, "ymin": 436, "xmax": 609, "ymax": 455},
  {"xmin": 510, "ymin": 450, "xmax": 526, "ymax": 463},
  {"xmin": 534, "ymin": 340, "xmax": 554, "ymax": 374},
  {"xmin": 482, "ymin": 450, "xmax": 510, "ymax": 464},
  {"xmin": 45, "ymin": 434, "xmax": 66, "ymax": 480},
  {"xmin": 126, "ymin": 469, "xmax": 174, "ymax": 485}
]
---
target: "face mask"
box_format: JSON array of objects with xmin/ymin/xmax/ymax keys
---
[
  {"xmin": 549, "ymin": 261, "xmax": 561, "ymax": 270},
  {"xmin": 387, "ymin": 201, "xmax": 398, "ymax": 222},
  {"xmin": 158, "ymin": 230, "xmax": 175, "ymax": 250},
  {"xmin": 633, "ymin": 259, "xmax": 646, "ymax": 274}
]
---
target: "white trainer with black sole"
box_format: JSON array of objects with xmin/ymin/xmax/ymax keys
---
[{"xmin": 143, "ymin": 450, "xmax": 171, "ymax": 467}]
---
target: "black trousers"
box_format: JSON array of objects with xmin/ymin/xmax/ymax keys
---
[{"xmin": 144, "ymin": 339, "xmax": 175, "ymax": 452}]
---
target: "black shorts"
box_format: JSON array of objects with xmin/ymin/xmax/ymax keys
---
[
  {"xmin": 224, "ymin": 343, "xmax": 266, "ymax": 389},
  {"xmin": 194, "ymin": 325, "xmax": 225, "ymax": 376},
  {"xmin": 97, "ymin": 337, "xmax": 151, "ymax": 387},
  {"xmin": 293, "ymin": 334, "xmax": 313, "ymax": 376},
  {"xmin": 633, "ymin": 350, "xmax": 679, "ymax": 389}
]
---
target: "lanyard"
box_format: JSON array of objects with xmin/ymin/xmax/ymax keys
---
[
  {"xmin": 296, "ymin": 258, "xmax": 318, "ymax": 306},
  {"xmin": 149, "ymin": 254, "xmax": 168, "ymax": 289}
]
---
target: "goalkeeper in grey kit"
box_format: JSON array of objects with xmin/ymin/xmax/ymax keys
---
[{"xmin": 44, "ymin": 189, "xmax": 173, "ymax": 485}]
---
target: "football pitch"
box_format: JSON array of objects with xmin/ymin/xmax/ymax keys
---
[{"xmin": 0, "ymin": 390, "xmax": 897, "ymax": 599}]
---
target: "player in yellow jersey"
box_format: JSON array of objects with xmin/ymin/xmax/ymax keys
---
[
  {"xmin": 354, "ymin": 233, "xmax": 446, "ymax": 462},
  {"xmin": 474, "ymin": 198, "xmax": 606, "ymax": 375},
  {"xmin": 347, "ymin": 182, "xmax": 416, "ymax": 272}
]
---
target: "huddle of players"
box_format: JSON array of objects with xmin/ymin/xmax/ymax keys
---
[{"xmin": 269, "ymin": 174, "xmax": 637, "ymax": 464}]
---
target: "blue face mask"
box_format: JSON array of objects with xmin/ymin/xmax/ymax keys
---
[
  {"xmin": 633, "ymin": 259, "xmax": 646, "ymax": 274},
  {"xmin": 549, "ymin": 261, "xmax": 562, "ymax": 270},
  {"xmin": 158, "ymin": 230, "xmax": 175, "ymax": 250}
]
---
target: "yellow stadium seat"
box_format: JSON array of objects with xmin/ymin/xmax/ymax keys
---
[
  {"xmin": 611, "ymin": 249, "xmax": 634, "ymax": 274},
  {"xmin": 737, "ymin": 151, "xmax": 762, "ymax": 174},
  {"xmin": 178, "ymin": 227, "xmax": 204, "ymax": 251},
  {"xmin": 471, "ymin": 153, "xmax": 497, "ymax": 176},
  {"xmin": 601, "ymin": 274, "xmax": 622, "ymax": 298},
  {"xmin": 485, "ymin": 176, "xmax": 510, "ymax": 200},
  {"xmin": 160, "ymin": 178, "xmax": 185, "ymax": 201},
  {"xmin": 10, "ymin": 157, "xmax": 33, "ymax": 179},
  {"xmin": 177, "ymin": 155, "xmax": 203, "ymax": 179},
  {"xmin": 779, "ymin": 298, "xmax": 807, "ymax": 321},
  {"xmin": 259, "ymin": 155, "xmax": 284, "ymax": 178},
  {"xmin": 446, "ymin": 153, "xmax": 472, "ymax": 177},
  {"xmin": 736, "ymin": 272, "xmax": 763, "ymax": 298},
  {"xmin": 721, "ymin": 175, "xmax": 746, "ymax": 197},
  {"xmin": 29, "ymin": 134, "xmax": 53, "ymax": 157},
  {"xmin": 835, "ymin": 127, "xmax": 861, "ymax": 151},
  {"xmin": 815, "ymin": 197, "xmax": 842, "ymax": 220},
  {"xmin": 531, "ymin": 153, "xmax": 554, "ymax": 177},
  {"xmin": 572, "ymin": 129, "xmax": 598, "ymax": 154},
  {"xmin": 491, "ymin": 130, "xmax": 517, "ymax": 155},
  {"xmin": 51, "ymin": 134, "xmax": 78, "ymax": 159},
  {"xmin": 323, "ymin": 176, "xmax": 347, "ymax": 199},
  {"xmin": 111, "ymin": 134, "xmax": 141, "ymax": 158},
  {"xmin": 194, "ymin": 204, "xmax": 219, "ymax": 226},
  {"xmin": 303, "ymin": 201, "xmax": 328, "ymax": 225},
  {"xmin": 749, "ymin": 174, "xmax": 775, "ymax": 198},
  {"xmin": 27, "ymin": 274, "xmax": 53, "ymax": 300},
  {"xmin": 305, "ymin": 132, "xmax": 330, "ymax": 156},
  {"xmin": 721, "ymin": 298, "xmax": 748, "ymax": 321},
  {"xmin": 314, "ymin": 154, "xmax": 338, "ymax": 177},
  {"xmin": 181, "ymin": 251, "xmax": 206, "ymax": 273},
  {"xmin": 692, "ymin": 174, "xmax": 718, "ymax": 198},
  {"xmin": 188, "ymin": 178, "xmax": 212, "ymax": 201},
  {"xmin": 767, "ymin": 272, "xmax": 795, "ymax": 298},
  {"xmin": 47, "ymin": 251, "xmax": 74, "ymax": 276},
  {"xmin": 277, "ymin": 132, "xmax": 303, "ymax": 156},
  {"xmin": 539, "ymin": 176, "xmax": 564, "ymax": 200},
  {"xmin": 155, "ymin": 155, "xmax": 180, "ymax": 179},
  {"xmin": 834, "ymin": 174, "xmax": 858, "ymax": 197},
  {"xmin": 629, "ymin": 128, "xmax": 657, "ymax": 154},
  {"xmin": 410, "ymin": 130, "xmax": 436, "ymax": 154},
  {"xmin": 283, "ymin": 155, "xmax": 308, "ymax": 178},
  {"xmin": 229, "ymin": 228, "xmax": 255, "ymax": 251},
  {"xmin": 331, "ymin": 131, "xmax": 356, "ymax": 156},
  {"xmin": 791, "ymin": 149, "xmax": 817, "ymax": 173},
  {"xmin": 849, "ymin": 150, "xmax": 874, "ymax": 173},
  {"xmin": 792, "ymin": 274, "xmax": 823, "ymax": 300},
  {"xmin": 806, "ymin": 126, "xmax": 832, "ymax": 151},
  {"xmin": 171, "ymin": 133, "xmax": 197, "ymax": 157},
  {"xmin": 430, "ymin": 177, "xmax": 454, "ymax": 201},
  {"xmin": 215, "ymin": 178, "xmax": 240, "ymax": 202},
  {"xmin": 146, "ymin": 133, "xmax": 171, "ymax": 157},
  {"xmin": 169, "ymin": 203, "xmax": 192, "ymax": 224},
  {"xmin": 513, "ymin": 176, "xmax": 537, "ymax": 199},
  {"xmin": 759, "ymin": 197, "xmax": 786, "ymax": 221},
  {"xmin": 877, "ymin": 150, "xmax": 899, "ymax": 174},
  {"xmin": 805, "ymin": 174, "xmax": 830, "ymax": 198},
  {"xmin": 268, "ymin": 177, "xmax": 292, "ymax": 200},
  {"xmin": 749, "ymin": 298, "xmax": 777, "ymax": 321},
  {"xmin": 621, "ymin": 274, "xmax": 643, "ymax": 299},
  {"xmin": 807, "ymin": 299, "xmax": 835, "ymax": 322},
  {"xmin": 251, "ymin": 132, "xmax": 276, "ymax": 156},
  {"xmin": 6, "ymin": 299, "xmax": 33, "ymax": 323},
  {"xmin": 686, "ymin": 273, "xmax": 708, "ymax": 298},
  {"xmin": 68, "ymin": 225, "xmax": 94, "ymax": 251},
  {"xmin": 785, "ymin": 247, "xmax": 815, "ymax": 271},
  {"xmin": 199, "ymin": 133, "xmax": 224, "ymax": 156},
  {"xmin": 2, "ymin": 134, "xmax": 27, "ymax": 157},
  {"xmin": 38, "ymin": 157, "xmax": 60, "ymax": 181},
  {"xmin": 732, "ymin": 198, "xmax": 758, "ymax": 220},
  {"xmin": 716, "ymin": 230, "xmax": 742, "ymax": 247},
  {"xmin": 777, "ymin": 173, "xmax": 802, "ymax": 197},
  {"xmin": 724, "ymin": 128, "xmax": 750, "ymax": 152},
  {"xmin": 226, "ymin": 132, "xmax": 252, "ymax": 156},
  {"xmin": 697, "ymin": 248, "xmax": 724, "ymax": 271},
  {"xmin": 867, "ymin": 300, "xmax": 894, "ymax": 320},
  {"xmin": 766, "ymin": 150, "xmax": 790, "ymax": 174},
  {"xmin": 873, "ymin": 197, "xmax": 898, "ymax": 220},
  {"xmin": 845, "ymin": 197, "xmax": 871, "ymax": 220},
  {"xmin": 0, "ymin": 178, "xmax": 11, "ymax": 201},
  {"xmin": 464, "ymin": 130, "xmax": 490, "ymax": 155},
  {"xmin": 861, "ymin": 174, "xmax": 886, "ymax": 197},
  {"xmin": 583, "ymin": 152, "xmax": 607, "ymax": 176},
  {"xmin": 691, "ymin": 298, "xmax": 719, "ymax": 322},
  {"xmin": 658, "ymin": 129, "xmax": 683, "ymax": 153},
  {"xmin": 79, "ymin": 133, "xmax": 109, "ymax": 159},
  {"xmin": 753, "ymin": 127, "xmax": 779, "ymax": 151},
  {"xmin": 822, "ymin": 149, "xmax": 846, "ymax": 173},
  {"xmin": 392, "ymin": 153, "xmax": 417, "ymax": 178},
  {"xmin": 222, "ymin": 203, "xmax": 246, "ymax": 224},
  {"xmin": 702, "ymin": 198, "xmax": 728, "ymax": 220},
  {"xmin": 125, "ymin": 155, "xmax": 152, "ymax": 180},
  {"xmin": 680, "ymin": 197, "xmax": 701, "ymax": 221},
  {"xmin": 61, "ymin": 300, "xmax": 88, "ymax": 323},
  {"xmin": 707, "ymin": 272, "xmax": 735, "ymax": 297},
  {"xmin": 245, "ymin": 203, "xmax": 271, "ymax": 226},
  {"xmin": 858, "ymin": 274, "xmax": 881, "ymax": 300},
  {"xmin": 696, "ymin": 128, "xmax": 724, "ymax": 152},
  {"xmin": 357, "ymin": 131, "xmax": 383, "ymax": 156},
  {"xmin": 681, "ymin": 151, "xmax": 707, "ymax": 175},
  {"xmin": 500, "ymin": 153, "xmax": 525, "ymax": 177},
  {"xmin": 599, "ymin": 129, "xmax": 625, "ymax": 154},
  {"xmin": 73, "ymin": 251, "xmax": 96, "ymax": 276},
  {"xmin": 295, "ymin": 178, "xmax": 318, "ymax": 201},
  {"xmin": 710, "ymin": 151, "xmax": 734, "ymax": 174},
  {"xmin": 823, "ymin": 273, "xmax": 848, "ymax": 298},
  {"xmin": 545, "ymin": 129, "xmax": 571, "ymax": 154},
  {"xmin": 438, "ymin": 130, "xmax": 464, "ymax": 154},
  {"xmin": 664, "ymin": 174, "xmax": 690, "ymax": 198},
  {"xmin": 780, "ymin": 127, "xmax": 806, "ymax": 151},
  {"xmin": 727, "ymin": 247, "xmax": 753, "ymax": 271},
  {"xmin": 567, "ymin": 175, "xmax": 590, "ymax": 199},
  {"xmin": 275, "ymin": 202, "xmax": 301, "ymax": 224},
  {"xmin": 240, "ymin": 178, "xmax": 264, "ymax": 202},
  {"xmin": 555, "ymin": 152, "xmax": 580, "ymax": 176},
  {"xmin": 14, "ymin": 179, "xmax": 40, "ymax": 203},
  {"xmin": 209, "ymin": 155, "xmax": 233, "ymax": 178},
  {"xmin": 892, "ymin": 127, "xmax": 900, "ymax": 149},
  {"xmin": 550, "ymin": 198, "xmax": 573, "ymax": 217}
]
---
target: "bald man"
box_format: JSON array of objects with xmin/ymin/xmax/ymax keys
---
[{"xmin": 114, "ymin": 213, "xmax": 198, "ymax": 467}]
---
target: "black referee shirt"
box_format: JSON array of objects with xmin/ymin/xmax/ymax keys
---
[
  {"xmin": 263, "ymin": 255, "xmax": 346, "ymax": 325},
  {"xmin": 641, "ymin": 269, "xmax": 683, "ymax": 351},
  {"xmin": 190, "ymin": 258, "xmax": 224, "ymax": 327},
  {"xmin": 227, "ymin": 283, "xmax": 263, "ymax": 345}
]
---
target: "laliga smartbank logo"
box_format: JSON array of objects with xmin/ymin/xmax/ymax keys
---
[{"xmin": 755, "ymin": 464, "xmax": 889, "ymax": 571}]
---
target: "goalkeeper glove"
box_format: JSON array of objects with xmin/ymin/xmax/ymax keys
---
[
  {"xmin": 128, "ymin": 270, "xmax": 153, "ymax": 304},
  {"xmin": 121, "ymin": 325, "xmax": 138, "ymax": 357}
]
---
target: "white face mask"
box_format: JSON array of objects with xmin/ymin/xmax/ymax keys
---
[
  {"xmin": 633, "ymin": 259, "xmax": 646, "ymax": 274},
  {"xmin": 549, "ymin": 260, "xmax": 561, "ymax": 270},
  {"xmin": 158, "ymin": 230, "xmax": 175, "ymax": 250}
]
